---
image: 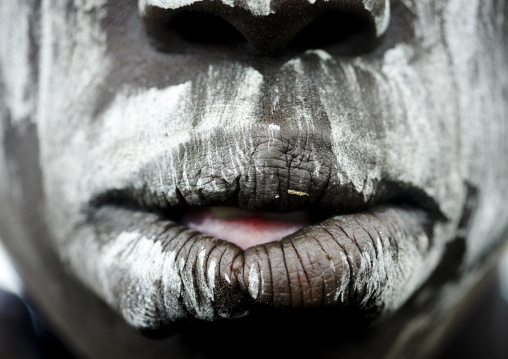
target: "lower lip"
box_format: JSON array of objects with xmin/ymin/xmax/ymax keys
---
[{"xmin": 77, "ymin": 203, "xmax": 436, "ymax": 333}]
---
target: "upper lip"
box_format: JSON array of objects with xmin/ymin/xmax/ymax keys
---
[
  {"xmin": 88, "ymin": 126, "xmax": 443, "ymax": 220},
  {"xmin": 80, "ymin": 127, "xmax": 446, "ymax": 336},
  {"xmin": 90, "ymin": 175, "xmax": 443, "ymax": 224}
]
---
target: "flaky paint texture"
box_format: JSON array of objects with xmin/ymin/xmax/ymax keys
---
[{"xmin": 0, "ymin": 0, "xmax": 508, "ymax": 358}]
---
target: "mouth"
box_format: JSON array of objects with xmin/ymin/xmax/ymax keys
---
[
  {"xmin": 179, "ymin": 207, "xmax": 314, "ymax": 250},
  {"xmin": 76, "ymin": 127, "xmax": 445, "ymax": 335}
]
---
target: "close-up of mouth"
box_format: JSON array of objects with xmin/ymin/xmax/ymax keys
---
[
  {"xmin": 79, "ymin": 128, "xmax": 447, "ymax": 338},
  {"xmin": 2, "ymin": 1, "xmax": 508, "ymax": 358},
  {"xmin": 91, "ymin": 174, "xmax": 442, "ymax": 251}
]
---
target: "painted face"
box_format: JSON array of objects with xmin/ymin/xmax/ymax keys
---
[{"xmin": 0, "ymin": 0, "xmax": 507, "ymax": 358}]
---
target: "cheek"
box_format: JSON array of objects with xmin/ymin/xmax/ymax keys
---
[
  {"xmin": 36, "ymin": 1, "xmax": 112, "ymax": 223},
  {"xmin": 440, "ymin": 1, "xmax": 508, "ymax": 265}
]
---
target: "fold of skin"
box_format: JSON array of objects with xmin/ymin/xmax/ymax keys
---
[{"xmin": 0, "ymin": 0, "xmax": 507, "ymax": 358}]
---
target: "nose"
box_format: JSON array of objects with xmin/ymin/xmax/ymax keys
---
[{"xmin": 139, "ymin": 0, "xmax": 390, "ymax": 55}]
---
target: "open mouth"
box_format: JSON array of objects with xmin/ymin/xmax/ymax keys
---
[
  {"xmin": 85, "ymin": 183, "xmax": 443, "ymax": 333},
  {"xmin": 73, "ymin": 127, "xmax": 445, "ymax": 336},
  {"xmin": 179, "ymin": 206, "xmax": 314, "ymax": 250}
]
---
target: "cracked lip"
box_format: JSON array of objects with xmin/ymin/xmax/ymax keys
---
[
  {"xmin": 76, "ymin": 183, "xmax": 444, "ymax": 336},
  {"xmin": 69, "ymin": 127, "xmax": 446, "ymax": 335}
]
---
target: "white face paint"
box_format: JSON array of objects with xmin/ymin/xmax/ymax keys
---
[
  {"xmin": 0, "ymin": 0, "xmax": 507, "ymax": 358},
  {"xmin": 140, "ymin": 0, "xmax": 390, "ymax": 21},
  {"xmin": 362, "ymin": 0, "xmax": 390, "ymax": 35},
  {"xmin": 0, "ymin": 240, "xmax": 23, "ymax": 295},
  {"xmin": 140, "ymin": 0, "xmax": 275, "ymax": 16}
]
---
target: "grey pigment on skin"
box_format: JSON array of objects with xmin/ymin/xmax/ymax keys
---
[{"xmin": 0, "ymin": 0, "xmax": 508, "ymax": 358}]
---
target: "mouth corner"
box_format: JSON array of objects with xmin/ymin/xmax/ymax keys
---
[
  {"xmin": 79, "ymin": 175, "xmax": 446, "ymax": 335},
  {"xmin": 87, "ymin": 175, "xmax": 447, "ymax": 236}
]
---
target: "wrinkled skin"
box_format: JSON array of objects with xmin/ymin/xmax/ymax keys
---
[{"xmin": 0, "ymin": 0, "xmax": 508, "ymax": 358}]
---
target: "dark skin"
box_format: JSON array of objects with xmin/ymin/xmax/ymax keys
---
[{"xmin": 0, "ymin": 0, "xmax": 507, "ymax": 358}]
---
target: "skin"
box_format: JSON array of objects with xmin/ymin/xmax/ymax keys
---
[{"xmin": 0, "ymin": 0, "xmax": 507, "ymax": 358}]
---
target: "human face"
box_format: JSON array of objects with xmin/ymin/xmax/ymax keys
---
[{"xmin": 0, "ymin": 0, "xmax": 507, "ymax": 358}]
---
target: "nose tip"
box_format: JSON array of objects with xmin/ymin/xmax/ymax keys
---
[{"xmin": 140, "ymin": 0, "xmax": 390, "ymax": 55}]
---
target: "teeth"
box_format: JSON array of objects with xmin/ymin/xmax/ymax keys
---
[{"xmin": 209, "ymin": 207, "xmax": 311, "ymax": 222}]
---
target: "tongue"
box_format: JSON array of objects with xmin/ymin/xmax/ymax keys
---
[{"xmin": 180, "ymin": 208, "xmax": 310, "ymax": 250}]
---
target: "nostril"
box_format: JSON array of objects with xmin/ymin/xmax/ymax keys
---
[
  {"xmin": 163, "ymin": 12, "xmax": 245, "ymax": 46},
  {"xmin": 141, "ymin": 0, "xmax": 389, "ymax": 56},
  {"xmin": 141, "ymin": 8, "xmax": 247, "ymax": 52},
  {"xmin": 288, "ymin": 11, "xmax": 379, "ymax": 55}
]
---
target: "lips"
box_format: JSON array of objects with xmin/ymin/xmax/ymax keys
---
[{"xmin": 76, "ymin": 126, "xmax": 445, "ymax": 335}]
